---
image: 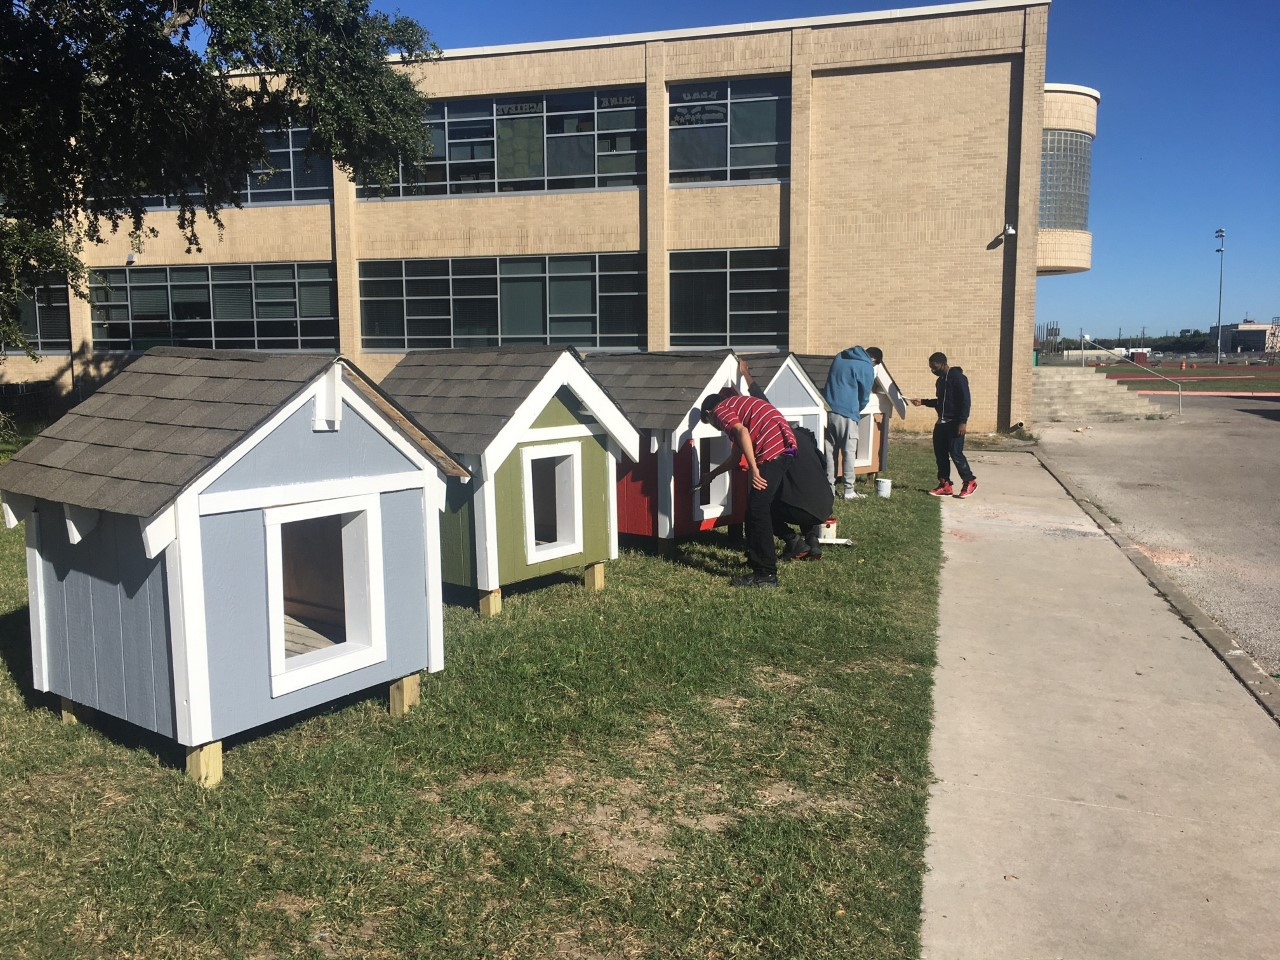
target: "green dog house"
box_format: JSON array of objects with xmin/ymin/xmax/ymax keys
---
[{"xmin": 381, "ymin": 346, "xmax": 640, "ymax": 616}]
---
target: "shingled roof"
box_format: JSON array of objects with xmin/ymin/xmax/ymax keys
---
[
  {"xmin": 794, "ymin": 354, "xmax": 834, "ymax": 392},
  {"xmin": 0, "ymin": 347, "xmax": 464, "ymax": 520},
  {"xmin": 380, "ymin": 345, "xmax": 576, "ymax": 457},
  {"xmin": 580, "ymin": 351, "xmax": 736, "ymax": 432}
]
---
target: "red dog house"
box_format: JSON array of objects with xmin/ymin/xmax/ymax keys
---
[{"xmin": 582, "ymin": 352, "xmax": 747, "ymax": 541}]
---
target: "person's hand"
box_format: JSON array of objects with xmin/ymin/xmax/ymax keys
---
[
  {"xmin": 910, "ymin": 398, "xmax": 922, "ymax": 406},
  {"xmin": 749, "ymin": 467, "xmax": 767, "ymax": 490},
  {"xmin": 957, "ymin": 422, "xmax": 967, "ymax": 436}
]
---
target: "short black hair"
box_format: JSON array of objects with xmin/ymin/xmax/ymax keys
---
[
  {"xmin": 928, "ymin": 351, "xmax": 948, "ymax": 366},
  {"xmin": 866, "ymin": 346, "xmax": 883, "ymax": 364},
  {"xmin": 699, "ymin": 393, "xmax": 724, "ymax": 419}
]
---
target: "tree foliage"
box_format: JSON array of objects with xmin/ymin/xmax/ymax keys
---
[{"xmin": 0, "ymin": 0, "xmax": 438, "ymax": 357}]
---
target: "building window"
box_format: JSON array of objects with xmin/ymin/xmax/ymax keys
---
[
  {"xmin": 89, "ymin": 262, "xmax": 338, "ymax": 352},
  {"xmin": 669, "ymin": 77, "xmax": 790, "ymax": 184},
  {"xmin": 358, "ymin": 87, "xmax": 646, "ymax": 198},
  {"xmin": 10, "ymin": 282, "xmax": 71, "ymax": 354},
  {"xmin": 263, "ymin": 494, "xmax": 387, "ymax": 698},
  {"xmin": 142, "ymin": 125, "xmax": 334, "ymax": 208},
  {"xmin": 670, "ymin": 248, "xmax": 788, "ymax": 348},
  {"xmin": 520, "ymin": 441, "xmax": 583, "ymax": 564},
  {"xmin": 360, "ymin": 253, "xmax": 646, "ymax": 350},
  {"xmin": 1040, "ymin": 129, "xmax": 1093, "ymax": 230}
]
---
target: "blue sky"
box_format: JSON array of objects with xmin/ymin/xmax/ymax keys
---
[{"xmin": 380, "ymin": 0, "xmax": 1279, "ymax": 338}]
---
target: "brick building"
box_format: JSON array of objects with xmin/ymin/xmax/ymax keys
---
[{"xmin": 7, "ymin": 0, "xmax": 1098, "ymax": 432}]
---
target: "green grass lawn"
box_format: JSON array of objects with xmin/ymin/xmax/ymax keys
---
[
  {"xmin": 1093, "ymin": 363, "xmax": 1280, "ymax": 393},
  {"xmin": 0, "ymin": 443, "xmax": 941, "ymax": 960}
]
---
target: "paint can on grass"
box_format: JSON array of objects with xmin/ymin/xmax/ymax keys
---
[{"xmin": 875, "ymin": 478, "xmax": 892, "ymax": 498}]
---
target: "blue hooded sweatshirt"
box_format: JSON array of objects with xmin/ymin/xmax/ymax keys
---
[{"xmin": 822, "ymin": 346, "xmax": 876, "ymax": 421}]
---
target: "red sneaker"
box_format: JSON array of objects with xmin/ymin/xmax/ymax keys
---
[
  {"xmin": 957, "ymin": 479, "xmax": 977, "ymax": 499},
  {"xmin": 928, "ymin": 480, "xmax": 954, "ymax": 496}
]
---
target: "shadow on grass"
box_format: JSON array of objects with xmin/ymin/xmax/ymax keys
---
[{"xmin": 0, "ymin": 601, "xmax": 396, "ymax": 774}]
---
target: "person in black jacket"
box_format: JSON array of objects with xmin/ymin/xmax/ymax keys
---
[{"xmin": 911, "ymin": 352, "xmax": 977, "ymax": 498}]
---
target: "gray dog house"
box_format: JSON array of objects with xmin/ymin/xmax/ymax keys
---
[
  {"xmin": 738, "ymin": 352, "xmax": 828, "ymax": 440},
  {"xmin": 0, "ymin": 348, "xmax": 466, "ymax": 785}
]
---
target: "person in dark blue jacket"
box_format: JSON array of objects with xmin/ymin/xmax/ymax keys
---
[
  {"xmin": 911, "ymin": 352, "xmax": 977, "ymax": 498},
  {"xmin": 822, "ymin": 346, "xmax": 876, "ymax": 499}
]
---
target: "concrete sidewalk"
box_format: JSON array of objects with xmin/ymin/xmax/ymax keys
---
[{"xmin": 921, "ymin": 451, "xmax": 1280, "ymax": 959}]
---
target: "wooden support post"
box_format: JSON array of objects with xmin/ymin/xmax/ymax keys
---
[
  {"xmin": 657, "ymin": 537, "xmax": 677, "ymax": 559},
  {"xmin": 186, "ymin": 742, "xmax": 223, "ymax": 788},
  {"xmin": 478, "ymin": 588, "xmax": 502, "ymax": 618},
  {"xmin": 586, "ymin": 563, "xmax": 609, "ymax": 593},
  {"xmin": 59, "ymin": 697, "xmax": 79, "ymax": 725},
  {"xmin": 584, "ymin": 561, "xmax": 605, "ymax": 592},
  {"xmin": 389, "ymin": 674, "xmax": 421, "ymax": 718}
]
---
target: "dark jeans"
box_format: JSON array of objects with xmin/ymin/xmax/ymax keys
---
[
  {"xmin": 746, "ymin": 456, "xmax": 792, "ymax": 576},
  {"xmin": 932, "ymin": 421, "xmax": 975, "ymax": 484}
]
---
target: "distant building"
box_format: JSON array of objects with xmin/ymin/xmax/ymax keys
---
[{"xmin": 6, "ymin": 0, "xmax": 1097, "ymax": 433}]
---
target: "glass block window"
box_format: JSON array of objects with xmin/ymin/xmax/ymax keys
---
[
  {"xmin": 1040, "ymin": 129, "xmax": 1093, "ymax": 230},
  {"xmin": 360, "ymin": 253, "xmax": 645, "ymax": 350},
  {"xmin": 670, "ymin": 248, "xmax": 788, "ymax": 348},
  {"xmin": 142, "ymin": 125, "xmax": 334, "ymax": 208},
  {"xmin": 10, "ymin": 282, "xmax": 72, "ymax": 353},
  {"xmin": 358, "ymin": 88, "xmax": 646, "ymax": 198},
  {"xmin": 88, "ymin": 262, "xmax": 337, "ymax": 351},
  {"xmin": 669, "ymin": 77, "xmax": 791, "ymax": 184}
]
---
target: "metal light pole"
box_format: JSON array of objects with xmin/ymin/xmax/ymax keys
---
[{"xmin": 1215, "ymin": 227, "xmax": 1226, "ymax": 364}]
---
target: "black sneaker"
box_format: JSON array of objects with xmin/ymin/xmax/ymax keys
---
[
  {"xmin": 803, "ymin": 525, "xmax": 824, "ymax": 561},
  {"xmin": 781, "ymin": 533, "xmax": 810, "ymax": 561},
  {"xmin": 731, "ymin": 572, "xmax": 779, "ymax": 589}
]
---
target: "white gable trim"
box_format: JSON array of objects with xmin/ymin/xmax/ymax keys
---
[
  {"xmin": 24, "ymin": 505, "xmax": 49, "ymax": 692},
  {"xmin": 473, "ymin": 455, "xmax": 501, "ymax": 592},
  {"xmin": 766, "ymin": 355, "xmax": 827, "ymax": 409},
  {"xmin": 484, "ymin": 352, "xmax": 640, "ymax": 473},
  {"xmin": 670, "ymin": 353, "xmax": 741, "ymax": 450},
  {"xmin": 606, "ymin": 439, "xmax": 619, "ymax": 560},
  {"xmin": 421, "ymin": 485, "xmax": 445, "ymax": 673},
  {"xmin": 875, "ymin": 363, "xmax": 910, "ymax": 419},
  {"xmin": 169, "ymin": 493, "xmax": 213, "ymax": 745},
  {"xmin": 189, "ymin": 362, "xmax": 443, "ymax": 501}
]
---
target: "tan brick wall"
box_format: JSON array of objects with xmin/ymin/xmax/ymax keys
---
[
  {"xmin": 666, "ymin": 184, "xmax": 784, "ymax": 250},
  {"xmin": 803, "ymin": 58, "xmax": 1017, "ymax": 431},
  {"xmin": 1044, "ymin": 89, "xmax": 1099, "ymax": 136}
]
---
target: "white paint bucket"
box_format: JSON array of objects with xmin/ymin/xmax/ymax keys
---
[
  {"xmin": 819, "ymin": 516, "xmax": 838, "ymax": 541},
  {"xmin": 875, "ymin": 478, "xmax": 892, "ymax": 498}
]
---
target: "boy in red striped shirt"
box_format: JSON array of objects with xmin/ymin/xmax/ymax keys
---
[{"xmin": 698, "ymin": 391, "xmax": 798, "ymax": 588}]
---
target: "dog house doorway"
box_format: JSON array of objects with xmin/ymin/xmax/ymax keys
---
[{"xmin": 281, "ymin": 515, "xmax": 348, "ymax": 655}]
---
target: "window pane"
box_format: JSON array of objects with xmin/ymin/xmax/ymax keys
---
[
  {"xmin": 598, "ymin": 296, "xmax": 645, "ymax": 335},
  {"xmin": 361, "ymin": 278, "xmax": 404, "ymax": 298},
  {"xmin": 546, "ymin": 91, "xmax": 594, "ymax": 113},
  {"xmin": 453, "ymin": 277, "xmax": 497, "ymax": 297},
  {"xmin": 549, "ymin": 276, "xmax": 594, "ymax": 315},
  {"xmin": 598, "ymin": 108, "xmax": 641, "ymax": 131},
  {"xmin": 130, "ymin": 268, "xmax": 168, "ymax": 284},
  {"xmin": 362, "ymin": 300, "xmax": 405, "ymax": 337},
  {"xmin": 452, "ymin": 259, "xmax": 496, "ymax": 277},
  {"xmin": 255, "ymin": 264, "xmax": 295, "ymax": 281},
  {"xmin": 671, "ymin": 251, "xmax": 727, "ymax": 271},
  {"xmin": 670, "ymin": 127, "xmax": 727, "ymax": 171},
  {"xmin": 298, "ymin": 282, "xmax": 336, "ymax": 318},
  {"xmin": 497, "ymin": 116, "xmax": 545, "ymax": 180},
  {"xmin": 670, "ymin": 274, "xmax": 726, "ymax": 334},
  {"xmin": 297, "ymin": 263, "xmax": 334, "ymax": 281},
  {"xmin": 212, "ymin": 265, "xmax": 252, "ymax": 282},
  {"xmin": 131, "ymin": 286, "xmax": 170, "ymax": 321},
  {"xmin": 730, "ymin": 99, "xmax": 789, "ymax": 144},
  {"xmin": 547, "ymin": 135, "xmax": 595, "ymax": 177},
  {"xmin": 171, "ymin": 285, "xmax": 211, "ymax": 320},
  {"xmin": 730, "ymin": 249, "xmax": 787, "ymax": 270},
  {"xmin": 212, "ymin": 284, "xmax": 253, "ymax": 320},
  {"xmin": 730, "ymin": 144, "xmax": 788, "ymax": 169},
  {"xmin": 170, "ymin": 266, "xmax": 209, "ymax": 283},
  {"xmin": 256, "ymin": 282, "xmax": 296, "ymax": 301},
  {"xmin": 257, "ymin": 301, "xmax": 298, "ymax": 319},
  {"xmin": 500, "ymin": 258, "xmax": 545, "ymax": 277},
  {"xmin": 599, "ymin": 253, "xmax": 643, "ymax": 273},
  {"xmin": 500, "ymin": 277, "xmax": 545, "ymax": 336},
  {"xmin": 670, "ymin": 82, "xmax": 727, "ymax": 108},
  {"xmin": 405, "ymin": 278, "xmax": 450, "ymax": 298},
  {"xmin": 549, "ymin": 256, "xmax": 593, "ymax": 274},
  {"xmin": 454, "ymin": 298, "xmax": 498, "ymax": 336},
  {"xmin": 597, "ymin": 152, "xmax": 638, "ymax": 175},
  {"xmin": 730, "ymin": 77, "xmax": 790, "ymax": 99},
  {"xmin": 406, "ymin": 259, "xmax": 450, "ymax": 277}
]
